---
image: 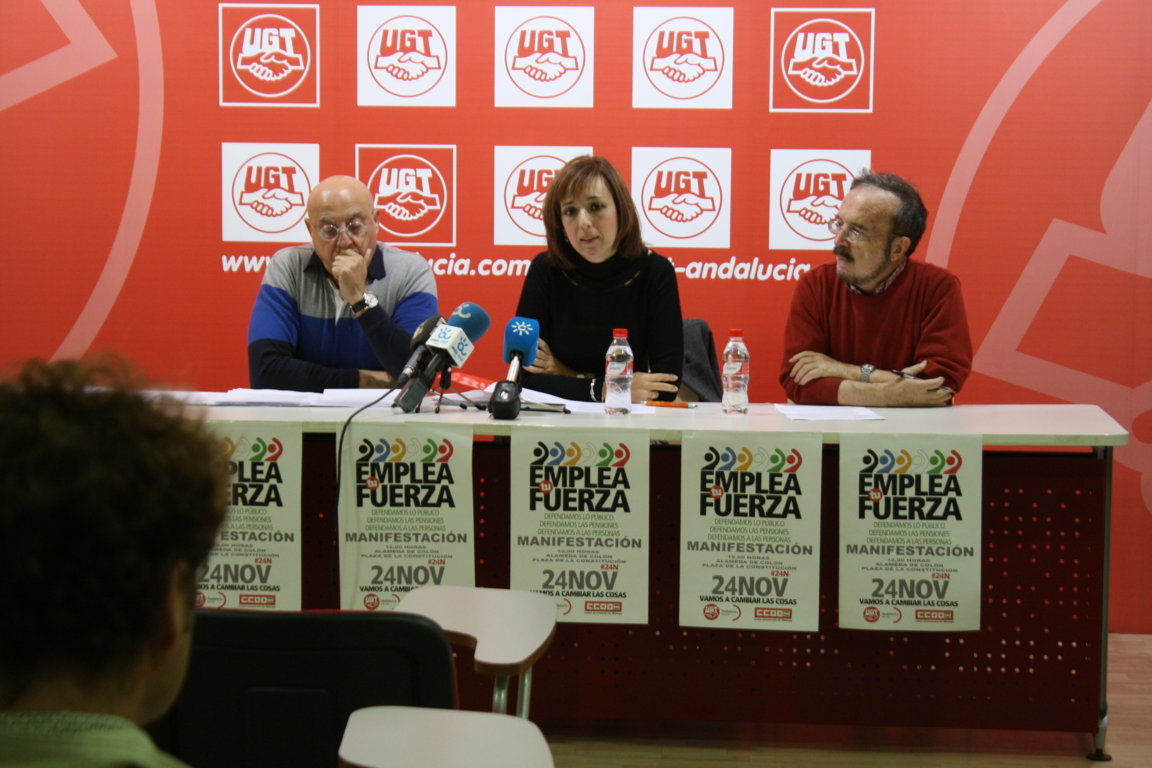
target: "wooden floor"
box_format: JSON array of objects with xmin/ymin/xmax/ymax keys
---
[{"xmin": 538, "ymin": 633, "xmax": 1151, "ymax": 767}]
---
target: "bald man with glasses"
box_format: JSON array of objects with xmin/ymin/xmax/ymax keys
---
[
  {"xmin": 248, "ymin": 175, "xmax": 438, "ymax": 391},
  {"xmin": 779, "ymin": 170, "xmax": 972, "ymax": 407}
]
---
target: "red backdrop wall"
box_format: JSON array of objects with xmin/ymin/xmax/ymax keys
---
[{"xmin": 2, "ymin": 0, "xmax": 1149, "ymax": 632}]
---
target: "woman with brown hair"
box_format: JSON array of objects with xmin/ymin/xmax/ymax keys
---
[{"xmin": 515, "ymin": 155, "xmax": 683, "ymax": 403}]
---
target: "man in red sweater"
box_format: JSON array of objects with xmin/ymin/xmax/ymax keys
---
[{"xmin": 780, "ymin": 170, "xmax": 972, "ymax": 406}]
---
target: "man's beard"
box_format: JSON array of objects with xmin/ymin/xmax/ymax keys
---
[{"xmin": 835, "ymin": 242, "xmax": 895, "ymax": 291}]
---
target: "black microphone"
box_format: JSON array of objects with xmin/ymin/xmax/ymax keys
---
[
  {"xmin": 396, "ymin": 302, "xmax": 491, "ymax": 413},
  {"xmin": 394, "ymin": 314, "xmax": 445, "ymax": 388},
  {"xmin": 489, "ymin": 317, "xmax": 540, "ymax": 420}
]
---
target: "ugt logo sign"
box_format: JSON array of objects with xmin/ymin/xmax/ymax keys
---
[
  {"xmin": 367, "ymin": 15, "xmax": 446, "ymax": 96},
  {"xmin": 770, "ymin": 8, "xmax": 873, "ymax": 113},
  {"xmin": 496, "ymin": 7, "xmax": 593, "ymax": 107},
  {"xmin": 503, "ymin": 155, "xmax": 562, "ymax": 237},
  {"xmin": 357, "ymin": 145, "xmax": 456, "ymax": 246},
  {"xmin": 221, "ymin": 143, "xmax": 318, "ymax": 243},
  {"xmin": 646, "ymin": 19, "xmax": 721, "ymax": 92},
  {"xmin": 634, "ymin": 148, "xmax": 731, "ymax": 247},
  {"xmin": 769, "ymin": 149, "xmax": 870, "ymax": 251},
  {"xmin": 506, "ymin": 16, "xmax": 584, "ymax": 97},
  {"xmin": 779, "ymin": 158, "xmax": 854, "ymax": 242},
  {"xmin": 357, "ymin": 7, "xmax": 456, "ymax": 106},
  {"xmin": 219, "ymin": 5, "xmax": 319, "ymax": 107},
  {"xmin": 493, "ymin": 146, "xmax": 590, "ymax": 246}
]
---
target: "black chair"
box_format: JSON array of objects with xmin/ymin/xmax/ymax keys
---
[
  {"xmin": 681, "ymin": 318, "xmax": 723, "ymax": 402},
  {"xmin": 151, "ymin": 610, "xmax": 456, "ymax": 768}
]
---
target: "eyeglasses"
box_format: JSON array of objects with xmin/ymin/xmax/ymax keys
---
[
  {"xmin": 827, "ymin": 218, "xmax": 873, "ymax": 243},
  {"xmin": 315, "ymin": 219, "xmax": 370, "ymax": 242},
  {"xmin": 828, "ymin": 218, "xmax": 904, "ymax": 244}
]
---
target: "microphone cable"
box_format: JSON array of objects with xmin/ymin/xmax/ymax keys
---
[{"xmin": 333, "ymin": 384, "xmax": 397, "ymax": 523}]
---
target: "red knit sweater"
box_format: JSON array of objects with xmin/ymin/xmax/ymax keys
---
[{"xmin": 778, "ymin": 260, "xmax": 973, "ymax": 404}]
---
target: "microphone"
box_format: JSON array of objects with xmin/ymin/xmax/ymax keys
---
[
  {"xmin": 396, "ymin": 302, "xmax": 491, "ymax": 413},
  {"xmin": 395, "ymin": 314, "xmax": 445, "ymax": 388},
  {"xmin": 489, "ymin": 317, "xmax": 540, "ymax": 420}
]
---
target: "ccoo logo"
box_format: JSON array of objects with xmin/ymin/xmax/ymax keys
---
[
  {"xmin": 231, "ymin": 153, "xmax": 310, "ymax": 234},
  {"xmin": 366, "ymin": 15, "xmax": 447, "ymax": 97},
  {"xmin": 782, "ymin": 17, "xmax": 864, "ymax": 104},
  {"xmin": 641, "ymin": 157, "xmax": 723, "ymax": 239},
  {"xmin": 780, "ymin": 159, "xmax": 853, "ymax": 241},
  {"xmin": 366, "ymin": 155, "xmax": 447, "ymax": 239},
  {"xmin": 227, "ymin": 14, "xmax": 311, "ymax": 99},
  {"xmin": 503, "ymin": 155, "xmax": 564, "ymax": 237},
  {"xmin": 642, "ymin": 16, "xmax": 724, "ymax": 100},
  {"xmin": 504, "ymin": 16, "xmax": 585, "ymax": 98}
]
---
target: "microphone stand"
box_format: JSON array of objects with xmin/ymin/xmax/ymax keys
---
[
  {"xmin": 432, "ymin": 369, "xmax": 489, "ymax": 413},
  {"xmin": 396, "ymin": 367, "xmax": 486, "ymax": 414}
]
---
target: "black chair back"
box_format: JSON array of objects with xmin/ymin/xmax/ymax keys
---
[{"xmin": 151, "ymin": 610, "xmax": 456, "ymax": 768}]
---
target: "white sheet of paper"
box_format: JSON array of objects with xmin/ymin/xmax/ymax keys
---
[
  {"xmin": 775, "ymin": 404, "xmax": 883, "ymax": 421},
  {"xmin": 216, "ymin": 389, "xmax": 321, "ymax": 406}
]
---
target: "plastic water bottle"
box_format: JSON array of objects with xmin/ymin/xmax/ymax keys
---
[
  {"xmin": 604, "ymin": 328, "xmax": 633, "ymax": 415},
  {"xmin": 721, "ymin": 329, "xmax": 750, "ymax": 414}
]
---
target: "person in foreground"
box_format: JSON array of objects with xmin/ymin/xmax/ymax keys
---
[
  {"xmin": 779, "ymin": 170, "xmax": 972, "ymax": 407},
  {"xmin": 247, "ymin": 175, "xmax": 438, "ymax": 391},
  {"xmin": 515, "ymin": 155, "xmax": 683, "ymax": 403},
  {"xmin": 0, "ymin": 358, "xmax": 228, "ymax": 768}
]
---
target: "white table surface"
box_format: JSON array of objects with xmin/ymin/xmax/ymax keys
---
[
  {"xmin": 339, "ymin": 706, "xmax": 554, "ymax": 768},
  {"xmin": 202, "ymin": 402, "xmax": 1129, "ymax": 447}
]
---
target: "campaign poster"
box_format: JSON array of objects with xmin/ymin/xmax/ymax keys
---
[
  {"xmin": 839, "ymin": 434, "xmax": 983, "ymax": 631},
  {"xmin": 199, "ymin": 422, "xmax": 303, "ymax": 611},
  {"xmin": 679, "ymin": 431, "xmax": 822, "ymax": 630},
  {"xmin": 510, "ymin": 426, "xmax": 650, "ymax": 624},
  {"xmin": 338, "ymin": 423, "xmax": 474, "ymax": 611}
]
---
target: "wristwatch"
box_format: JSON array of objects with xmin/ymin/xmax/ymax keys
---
[
  {"xmin": 351, "ymin": 293, "xmax": 379, "ymax": 314},
  {"xmin": 860, "ymin": 363, "xmax": 875, "ymax": 382}
]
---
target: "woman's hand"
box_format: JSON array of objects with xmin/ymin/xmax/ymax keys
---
[
  {"xmin": 524, "ymin": 339, "xmax": 581, "ymax": 377},
  {"xmin": 631, "ymin": 372, "xmax": 679, "ymax": 402}
]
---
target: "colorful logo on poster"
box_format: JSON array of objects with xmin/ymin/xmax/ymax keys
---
[
  {"xmin": 771, "ymin": 8, "xmax": 873, "ymax": 112},
  {"xmin": 698, "ymin": 445, "xmax": 805, "ymax": 518},
  {"xmin": 358, "ymin": 145, "xmax": 456, "ymax": 245},
  {"xmin": 527, "ymin": 440, "xmax": 633, "ymax": 513},
  {"xmin": 366, "ymin": 14, "xmax": 447, "ymax": 97},
  {"xmin": 859, "ymin": 447, "xmax": 964, "ymax": 475},
  {"xmin": 856, "ymin": 448, "xmax": 966, "ymax": 521},
  {"xmin": 529, "ymin": 440, "xmax": 631, "ymax": 468},
  {"xmin": 504, "ymin": 15, "xmax": 585, "ymax": 98},
  {"xmin": 354, "ymin": 437, "xmax": 456, "ymax": 509},
  {"xmin": 225, "ymin": 436, "xmax": 285, "ymax": 508},
  {"xmin": 640, "ymin": 156, "xmax": 723, "ymax": 240},
  {"xmin": 357, "ymin": 436, "xmax": 455, "ymax": 464},
  {"xmin": 642, "ymin": 16, "xmax": 724, "ymax": 100},
  {"xmin": 219, "ymin": 5, "xmax": 319, "ymax": 106}
]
